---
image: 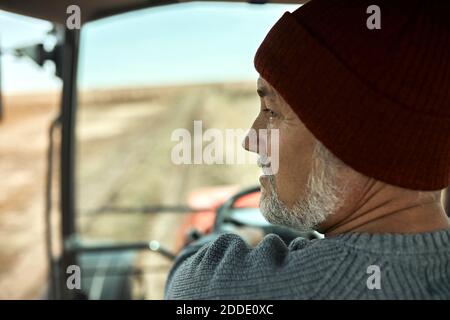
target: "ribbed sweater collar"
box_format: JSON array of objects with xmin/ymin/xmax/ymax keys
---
[{"xmin": 325, "ymin": 228, "xmax": 450, "ymax": 254}]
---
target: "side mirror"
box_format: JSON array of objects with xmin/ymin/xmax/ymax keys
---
[{"xmin": 14, "ymin": 42, "xmax": 62, "ymax": 79}]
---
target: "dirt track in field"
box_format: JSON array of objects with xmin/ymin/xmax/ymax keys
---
[
  {"xmin": 0, "ymin": 83, "xmax": 260, "ymax": 299},
  {"xmin": 0, "ymin": 93, "xmax": 60, "ymax": 299}
]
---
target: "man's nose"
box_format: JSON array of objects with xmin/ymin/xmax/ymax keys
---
[
  {"xmin": 242, "ymin": 132, "xmax": 255, "ymax": 153},
  {"xmin": 242, "ymin": 126, "xmax": 265, "ymax": 155}
]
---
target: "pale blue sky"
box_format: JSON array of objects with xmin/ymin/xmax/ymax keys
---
[{"xmin": 0, "ymin": 2, "xmax": 299, "ymax": 94}]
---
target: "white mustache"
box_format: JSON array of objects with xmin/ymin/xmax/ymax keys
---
[
  {"xmin": 257, "ymin": 157, "xmax": 271, "ymax": 168},
  {"xmin": 258, "ymin": 157, "xmax": 274, "ymax": 175}
]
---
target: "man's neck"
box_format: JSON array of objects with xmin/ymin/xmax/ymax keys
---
[{"xmin": 321, "ymin": 181, "xmax": 450, "ymax": 236}]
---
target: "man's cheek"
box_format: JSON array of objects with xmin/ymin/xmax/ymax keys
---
[
  {"xmin": 276, "ymin": 159, "xmax": 309, "ymax": 207},
  {"xmin": 273, "ymin": 171, "xmax": 291, "ymax": 203}
]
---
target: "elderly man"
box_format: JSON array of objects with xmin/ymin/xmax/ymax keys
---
[{"xmin": 165, "ymin": 0, "xmax": 450, "ymax": 299}]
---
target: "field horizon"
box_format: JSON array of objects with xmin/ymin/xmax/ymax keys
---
[{"xmin": 0, "ymin": 80, "xmax": 260, "ymax": 299}]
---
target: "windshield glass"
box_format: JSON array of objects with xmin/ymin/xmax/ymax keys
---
[{"xmin": 75, "ymin": 2, "xmax": 297, "ymax": 298}]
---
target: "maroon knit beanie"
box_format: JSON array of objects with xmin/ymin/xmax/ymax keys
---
[{"xmin": 254, "ymin": 0, "xmax": 450, "ymax": 191}]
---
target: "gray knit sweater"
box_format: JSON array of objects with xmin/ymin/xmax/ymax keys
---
[{"xmin": 165, "ymin": 229, "xmax": 450, "ymax": 299}]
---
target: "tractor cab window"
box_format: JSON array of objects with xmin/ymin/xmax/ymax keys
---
[{"xmin": 75, "ymin": 2, "xmax": 296, "ymax": 299}]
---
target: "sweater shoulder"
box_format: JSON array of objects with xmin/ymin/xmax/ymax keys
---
[
  {"xmin": 165, "ymin": 230, "xmax": 450, "ymax": 299},
  {"xmin": 165, "ymin": 233, "xmax": 349, "ymax": 299}
]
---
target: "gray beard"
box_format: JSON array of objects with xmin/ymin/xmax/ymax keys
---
[{"xmin": 259, "ymin": 145, "xmax": 345, "ymax": 232}]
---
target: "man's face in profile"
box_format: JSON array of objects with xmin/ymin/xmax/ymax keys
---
[{"xmin": 243, "ymin": 77, "xmax": 348, "ymax": 231}]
